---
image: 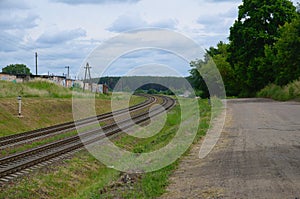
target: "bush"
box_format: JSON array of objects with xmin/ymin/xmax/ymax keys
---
[{"xmin": 257, "ymin": 79, "xmax": 300, "ymax": 101}]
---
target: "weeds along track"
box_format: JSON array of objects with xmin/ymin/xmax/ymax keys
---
[
  {"xmin": 0, "ymin": 95, "xmax": 175, "ymax": 184},
  {"xmin": 0, "ymin": 94, "xmax": 156, "ymax": 149}
]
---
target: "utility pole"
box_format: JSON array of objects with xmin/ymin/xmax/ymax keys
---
[
  {"xmin": 35, "ymin": 52, "xmax": 38, "ymax": 76},
  {"xmin": 83, "ymin": 62, "xmax": 92, "ymax": 91},
  {"xmin": 65, "ymin": 66, "xmax": 70, "ymax": 88},
  {"xmin": 65, "ymin": 66, "xmax": 70, "ymax": 79}
]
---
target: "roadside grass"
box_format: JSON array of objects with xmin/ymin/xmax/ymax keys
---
[
  {"xmin": 257, "ymin": 79, "xmax": 300, "ymax": 101},
  {"xmin": 95, "ymin": 98, "xmax": 212, "ymax": 199},
  {"xmin": 0, "ymin": 98, "xmax": 213, "ymax": 199}
]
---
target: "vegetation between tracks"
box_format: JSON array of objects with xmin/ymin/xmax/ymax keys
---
[{"xmin": 0, "ymin": 98, "xmax": 215, "ymax": 199}]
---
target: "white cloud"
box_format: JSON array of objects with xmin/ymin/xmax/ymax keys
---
[
  {"xmin": 0, "ymin": 13, "xmax": 39, "ymax": 30},
  {"xmin": 0, "ymin": 0, "xmax": 30, "ymax": 10},
  {"xmin": 51, "ymin": 0, "xmax": 140, "ymax": 5},
  {"xmin": 107, "ymin": 13, "xmax": 147, "ymax": 32},
  {"xmin": 108, "ymin": 13, "xmax": 178, "ymax": 32},
  {"xmin": 79, "ymin": 29, "xmax": 205, "ymax": 79},
  {"xmin": 151, "ymin": 19, "xmax": 178, "ymax": 30},
  {"xmin": 0, "ymin": 31, "xmax": 28, "ymax": 52},
  {"xmin": 36, "ymin": 28, "xmax": 87, "ymax": 45},
  {"xmin": 102, "ymin": 49, "xmax": 190, "ymax": 77},
  {"xmin": 206, "ymin": 0, "xmax": 240, "ymax": 2}
]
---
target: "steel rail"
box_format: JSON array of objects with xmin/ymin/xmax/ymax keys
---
[
  {"xmin": 0, "ymin": 95, "xmax": 175, "ymax": 183},
  {"xmin": 0, "ymin": 94, "xmax": 156, "ymax": 148}
]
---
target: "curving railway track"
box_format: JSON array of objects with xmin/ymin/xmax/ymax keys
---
[
  {"xmin": 0, "ymin": 94, "xmax": 156, "ymax": 149},
  {"xmin": 0, "ymin": 94, "xmax": 175, "ymax": 184}
]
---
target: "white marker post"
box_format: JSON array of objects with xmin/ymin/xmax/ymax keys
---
[{"xmin": 17, "ymin": 96, "xmax": 23, "ymax": 117}]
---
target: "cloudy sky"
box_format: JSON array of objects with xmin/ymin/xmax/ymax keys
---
[{"xmin": 0, "ymin": 0, "xmax": 298, "ymax": 78}]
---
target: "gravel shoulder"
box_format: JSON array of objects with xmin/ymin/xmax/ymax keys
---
[{"xmin": 161, "ymin": 99, "xmax": 300, "ymax": 198}]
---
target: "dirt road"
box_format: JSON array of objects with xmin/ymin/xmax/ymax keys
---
[{"xmin": 161, "ymin": 99, "xmax": 300, "ymax": 198}]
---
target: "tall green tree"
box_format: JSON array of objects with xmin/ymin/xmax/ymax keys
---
[
  {"xmin": 189, "ymin": 42, "xmax": 238, "ymax": 97},
  {"xmin": 204, "ymin": 42, "xmax": 239, "ymax": 96},
  {"xmin": 228, "ymin": 0, "xmax": 297, "ymax": 96},
  {"xmin": 272, "ymin": 15, "xmax": 300, "ymax": 85},
  {"xmin": 188, "ymin": 57, "xmax": 210, "ymax": 98},
  {"xmin": 189, "ymin": 49, "xmax": 228, "ymax": 98},
  {"xmin": 2, "ymin": 64, "xmax": 31, "ymax": 75}
]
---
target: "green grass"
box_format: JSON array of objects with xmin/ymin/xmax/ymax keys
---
[
  {"xmin": 0, "ymin": 80, "xmax": 70, "ymax": 98},
  {"xmin": 257, "ymin": 79, "xmax": 300, "ymax": 101},
  {"xmin": 0, "ymin": 119, "xmax": 107, "ymax": 157},
  {"xmin": 0, "ymin": 95, "xmax": 145, "ymax": 156},
  {"xmin": 0, "ymin": 92, "xmax": 145, "ymax": 137},
  {"xmin": 0, "ymin": 98, "xmax": 212, "ymax": 199},
  {"xmin": 96, "ymin": 99, "xmax": 212, "ymax": 198},
  {"xmin": 0, "ymin": 130, "xmax": 78, "ymax": 157},
  {"xmin": 0, "ymin": 80, "xmax": 113, "ymax": 99},
  {"xmin": 0, "ymin": 151, "xmax": 120, "ymax": 199}
]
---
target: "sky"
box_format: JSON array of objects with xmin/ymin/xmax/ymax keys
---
[{"xmin": 0, "ymin": 0, "xmax": 298, "ymax": 78}]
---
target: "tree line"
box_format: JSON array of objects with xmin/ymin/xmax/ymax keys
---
[
  {"xmin": 97, "ymin": 76, "xmax": 191, "ymax": 94},
  {"xmin": 189, "ymin": 0, "xmax": 300, "ymax": 97}
]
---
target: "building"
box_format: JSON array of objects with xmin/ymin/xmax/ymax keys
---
[
  {"xmin": 96, "ymin": 84, "xmax": 109, "ymax": 94},
  {"xmin": 84, "ymin": 83, "xmax": 109, "ymax": 94},
  {"xmin": 0, "ymin": 72, "xmax": 108, "ymax": 94}
]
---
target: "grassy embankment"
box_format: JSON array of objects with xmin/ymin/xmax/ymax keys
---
[
  {"xmin": 0, "ymin": 80, "xmax": 144, "ymax": 137},
  {"xmin": 0, "ymin": 97, "xmax": 218, "ymax": 199},
  {"xmin": 257, "ymin": 79, "xmax": 300, "ymax": 101},
  {"xmin": 0, "ymin": 80, "xmax": 145, "ymax": 157}
]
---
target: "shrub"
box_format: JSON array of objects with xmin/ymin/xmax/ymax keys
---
[{"xmin": 257, "ymin": 78, "xmax": 300, "ymax": 101}]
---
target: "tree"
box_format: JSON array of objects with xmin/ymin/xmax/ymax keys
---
[
  {"xmin": 189, "ymin": 56, "xmax": 210, "ymax": 98},
  {"xmin": 228, "ymin": 0, "xmax": 297, "ymax": 96},
  {"xmin": 208, "ymin": 42, "xmax": 239, "ymax": 96},
  {"xmin": 2, "ymin": 64, "xmax": 31, "ymax": 75},
  {"xmin": 272, "ymin": 16, "xmax": 300, "ymax": 85},
  {"xmin": 189, "ymin": 50, "xmax": 227, "ymax": 98},
  {"xmin": 189, "ymin": 42, "xmax": 239, "ymax": 97}
]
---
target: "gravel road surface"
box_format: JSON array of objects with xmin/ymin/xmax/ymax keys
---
[{"xmin": 161, "ymin": 99, "xmax": 300, "ymax": 198}]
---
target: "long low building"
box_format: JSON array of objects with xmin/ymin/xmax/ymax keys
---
[{"xmin": 0, "ymin": 73, "xmax": 109, "ymax": 94}]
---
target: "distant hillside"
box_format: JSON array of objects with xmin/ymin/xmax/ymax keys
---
[{"xmin": 95, "ymin": 76, "xmax": 192, "ymax": 92}]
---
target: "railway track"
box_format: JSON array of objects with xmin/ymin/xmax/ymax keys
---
[
  {"xmin": 0, "ymin": 95, "xmax": 175, "ymax": 184},
  {"xmin": 0, "ymin": 94, "xmax": 156, "ymax": 149}
]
